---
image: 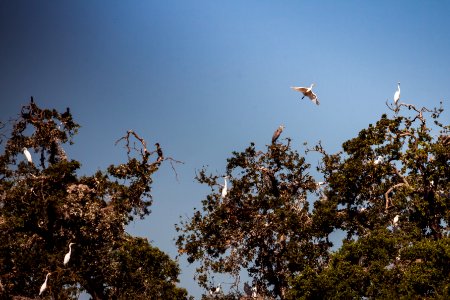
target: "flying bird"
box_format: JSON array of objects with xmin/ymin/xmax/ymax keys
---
[
  {"xmin": 63, "ymin": 242, "xmax": 75, "ymax": 265},
  {"xmin": 23, "ymin": 147, "xmax": 32, "ymax": 164},
  {"xmin": 221, "ymin": 176, "xmax": 228, "ymax": 199},
  {"xmin": 272, "ymin": 125, "xmax": 285, "ymax": 144},
  {"xmin": 393, "ymin": 82, "xmax": 401, "ymax": 105},
  {"xmin": 291, "ymin": 83, "xmax": 320, "ymax": 105},
  {"xmin": 39, "ymin": 273, "xmax": 51, "ymax": 296}
]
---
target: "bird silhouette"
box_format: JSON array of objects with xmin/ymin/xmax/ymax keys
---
[{"xmin": 291, "ymin": 83, "xmax": 320, "ymax": 105}]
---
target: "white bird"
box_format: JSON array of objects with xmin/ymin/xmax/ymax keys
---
[
  {"xmin": 251, "ymin": 285, "xmax": 257, "ymax": 298},
  {"xmin": 272, "ymin": 125, "xmax": 285, "ymax": 144},
  {"xmin": 39, "ymin": 272, "xmax": 51, "ymax": 296},
  {"xmin": 393, "ymin": 82, "xmax": 401, "ymax": 105},
  {"xmin": 393, "ymin": 215, "xmax": 400, "ymax": 227},
  {"xmin": 23, "ymin": 147, "xmax": 32, "ymax": 164},
  {"xmin": 374, "ymin": 156, "xmax": 384, "ymax": 165},
  {"xmin": 209, "ymin": 283, "xmax": 221, "ymax": 295},
  {"xmin": 221, "ymin": 177, "xmax": 228, "ymax": 199},
  {"xmin": 63, "ymin": 242, "xmax": 75, "ymax": 265},
  {"xmin": 291, "ymin": 84, "xmax": 320, "ymax": 105}
]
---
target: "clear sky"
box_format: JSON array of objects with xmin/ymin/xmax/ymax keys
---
[{"xmin": 1, "ymin": 1, "xmax": 449, "ymax": 298}]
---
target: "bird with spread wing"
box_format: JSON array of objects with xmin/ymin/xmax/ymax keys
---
[{"xmin": 291, "ymin": 83, "xmax": 320, "ymax": 105}]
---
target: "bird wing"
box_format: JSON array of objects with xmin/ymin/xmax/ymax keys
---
[
  {"xmin": 291, "ymin": 86, "xmax": 308, "ymax": 94},
  {"xmin": 307, "ymin": 91, "xmax": 320, "ymax": 105}
]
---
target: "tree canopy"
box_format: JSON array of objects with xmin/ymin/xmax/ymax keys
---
[
  {"xmin": 0, "ymin": 99, "xmax": 189, "ymax": 299},
  {"xmin": 177, "ymin": 102, "xmax": 449, "ymax": 299}
]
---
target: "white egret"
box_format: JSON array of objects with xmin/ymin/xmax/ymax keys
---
[
  {"xmin": 221, "ymin": 176, "xmax": 228, "ymax": 199},
  {"xmin": 374, "ymin": 156, "xmax": 384, "ymax": 165},
  {"xmin": 39, "ymin": 272, "xmax": 51, "ymax": 296},
  {"xmin": 23, "ymin": 147, "xmax": 32, "ymax": 164},
  {"xmin": 393, "ymin": 215, "xmax": 400, "ymax": 227},
  {"xmin": 63, "ymin": 242, "xmax": 75, "ymax": 265},
  {"xmin": 291, "ymin": 84, "xmax": 320, "ymax": 105},
  {"xmin": 393, "ymin": 82, "xmax": 401, "ymax": 104},
  {"xmin": 272, "ymin": 125, "xmax": 285, "ymax": 144}
]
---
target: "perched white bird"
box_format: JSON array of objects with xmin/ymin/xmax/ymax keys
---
[
  {"xmin": 23, "ymin": 147, "xmax": 32, "ymax": 164},
  {"xmin": 39, "ymin": 272, "xmax": 51, "ymax": 296},
  {"xmin": 221, "ymin": 176, "xmax": 228, "ymax": 199},
  {"xmin": 63, "ymin": 242, "xmax": 75, "ymax": 265},
  {"xmin": 209, "ymin": 283, "xmax": 221, "ymax": 295},
  {"xmin": 393, "ymin": 82, "xmax": 401, "ymax": 105},
  {"xmin": 251, "ymin": 285, "xmax": 257, "ymax": 298},
  {"xmin": 393, "ymin": 215, "xmax": 400, "ymax": 227},
  {"xmin": 291, "ymin": 84, "xmax": 320, "ymax": 105},
  {"xmin": 374, "ymin": 156, "xmax": 384, "ymax": 165},
  {"xmin": 272, "ymin": 125, "xmax": 285, "ymax": 144}
]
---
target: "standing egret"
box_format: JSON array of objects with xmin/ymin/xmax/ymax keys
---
[
  {"xmin": 272, "ymin": 125, "xmax": 285, "ymax": 144},
  {"xmin": 23, "ymin": 147, "xmax": 32, "ymax": 164},
  {"xmin": 39, "ymin": 272, "xmax": 51, "ymax": 296},
  {"xmin": 291, "ymin": 84, "xmax": 320, "ymax": 105},
  {"xmin": 393, "ymin": 82, "xmax": 401, "ymax": 105},
  {"xmin": 221, "ymin": 176, "xmax": 228, "ymax": 199},
  {"xmin": 63, "ymin": 242, "xmax": 75, "ymax": 265}
]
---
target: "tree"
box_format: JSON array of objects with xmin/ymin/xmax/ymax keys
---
[
  {"xmin": 288, "ymin": 102, "xmax": 450, "ymax": 299},
  {"xmin": 177, "ymin": 101, "xmax": 449, "ymax": 299},
  {"xmin": 176, "ymin": 139, "xmax": 331, "ymax": 299},
  {"xmin": 0, "ymin": 99, "xmax": 189, "ymax": 299}
]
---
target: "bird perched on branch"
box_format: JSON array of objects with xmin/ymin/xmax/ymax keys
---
[
  {"xmin": 23, "ymin": 147, "xmax": 32, "ymax": 164},
  {"xmin": 221, "ymin": 176, "xmax": 228, "ymax": 199},
  {"xmin": 291, "ymin": 83, "xmax": 320, "ymax": 105},
  {"xmin": 155, "ymin": 143, "xmax": 164, "ymax": 163},
  {"xmin": 39, "ymin": 273, "xmax": 51, "ymax": 296},
  {"xmin": 63, "ymin": 242, "xmax": 75, "ymax": 265},
  {"xmin": 209, "ymin": 283, "xmax": 221, "ymax": 296},
  {"xmin": 272, "ymin": 125, "xmax": 285, "ymax": 144},
  {"xmin": 393, "ymin": 82, "xmax": 401, "ymax": 105}
]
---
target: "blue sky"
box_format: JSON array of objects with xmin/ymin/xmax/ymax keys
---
[{"xmin": 1, "ymin": 1, "xmax": 449, "ymax": 298}]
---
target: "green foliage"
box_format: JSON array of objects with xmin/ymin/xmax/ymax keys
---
[
  {"xmin": 176, "ymin": 140, "xmax": 331, "ymax": 298},
  {"xmin": 0, "ymin": 100, "xmax": 188, "ymax": 299},
  {"xmin": 289, "ymin": 103, "xmax": 449, "ymax": 299},
  {"xmin": 178, "ymin": 102, "xmax": 449, "ymax": 299}
]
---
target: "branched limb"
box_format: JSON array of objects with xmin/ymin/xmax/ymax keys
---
[
  {"xmin": 115, "ymin": 130, "xmax": 149, "ymax": 161},
  {"xmin": 115, "ymin": 130, "xmax": 184, "ymax": 180},
  {"xmin": 385, "ymin": 165, "xmax": 411, "ymax": 209}
]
